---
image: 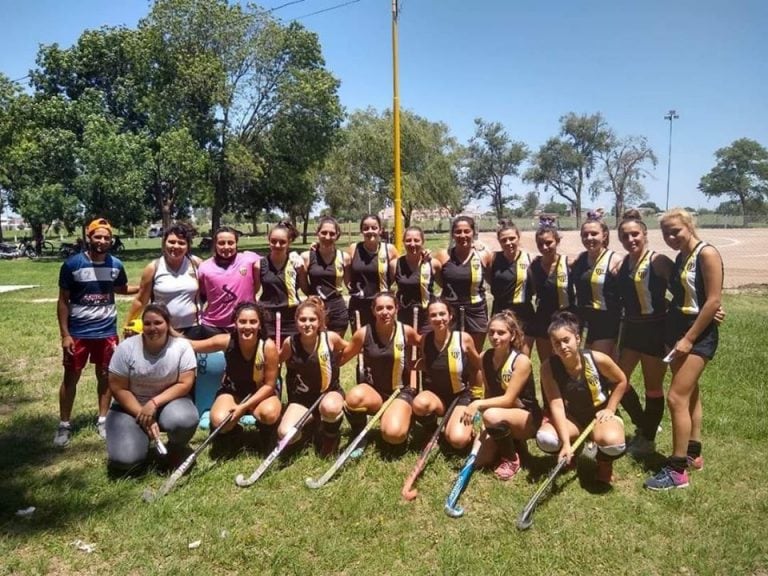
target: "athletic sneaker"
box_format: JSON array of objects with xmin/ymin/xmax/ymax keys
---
[
  {"xmin": 627, "ymin": 434, "xmax": 656, "ymax": 458},
  {"xmin": 349, "ymin": 436, "xmax": 368, "ymax": 460},
  {"xmin": 494, "ymin": 453, "xmax": 521, "ymax": 481},
  {"xmin": 644, "ymin": 466, "xmax": 689, "ymax": 491},
  {"xmin": 97, "ymin": 419, "xmax": 107, "ymax": 440},
  {"xmin": 53, "ymin": 424, "xmax": 72, "ymax": 447},
  {"xmin": 687, "ymin": 455, "xmax": 704, "ymax": 471},
  {"xmin": 596, "ymin": 459, "xmax": 614, "ymax": 484}
]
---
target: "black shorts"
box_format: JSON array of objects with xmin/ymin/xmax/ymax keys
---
[
  {"xmin": 432, "ymin": 388, "xmax": 473, "ymax": 410},
  {"xmin": 529, "ymin": 306, "xmax": 576, "ymax": 339},
  {"xmin": 397, "ymin": 305, "xmax": 432, "ymax": 334},
  {"xmin": 371, "ymin": 385, "xmax": 416, "ymax": 404},
  {"xmin": 450, "ymin": 300, "xmax": 488, "ymax": 334},
  {"xmin": 579, "ymin": 308, "xmax": 620, "ymax": 343},
  {"xmin": 491, "ymin": 302, "xmax": 535, "ymax": 337},
  {"xmin": 348, "ymin": 297, "xmax": 375, "ymax": 331},
  {"xmin": 665, "ymin": 309, "xmax": 719, "ymax": 360},
  {"xmin": 621, "ymin": 317, "xmax": 666, "ymax": 357},
  {"xmin": 261, "ymin": 306, "xmax": 298, "ymax": 341},
  {"xmin": 195, "ymin": 324, "xmax": 230, "ymax": 339},
  {"xmin": 323, "ymin": 295, "xmax": 349, "ymax": 335},
  {"xmin": 288, "ymin": 384, "xmax": 344, "ymax": 410}
]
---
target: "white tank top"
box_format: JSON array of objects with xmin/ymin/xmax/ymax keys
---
[{"xmin": 153, "ymin": 256, "xmax": 200, "ymax": 329}]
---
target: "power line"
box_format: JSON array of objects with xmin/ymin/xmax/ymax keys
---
[
  {"xmin": 267, "ymin": 0, "xmax": 310, "ymax": 12},
  {"xmin": 293, "ymin": 0, "xmax": 361, "ymax": 20}
]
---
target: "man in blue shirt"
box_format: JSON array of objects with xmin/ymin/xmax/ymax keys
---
[{"xmin": 54, "ymin": 218, "xmax": 138, "ymax": 447}]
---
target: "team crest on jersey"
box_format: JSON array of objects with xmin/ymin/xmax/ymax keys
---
[
  {"xmin": 420, "ymin": 270, "xmax": 430, "ymax": 281},
  {"xmin": 686, "ymin": 261, "xmax": 695, "ymax": 271},
  {"xmin": 502, "ymin": 372, "xmax": 512, "ymax": 384},
  {"xmin": 287, "ymin": 268, "xmax": 296, "ymax": 278},
  {"xmin": 638, "ymin": 270, "xmax": 647, "ymax": 279},
  {"xmin": 557, "ymin": 273, "xmax": 567, "ymax": 282},
  {"xmin": 451, "ymin": 350, "xmax": 460, "ymax": 359},
  {"xmin": 595, "ymin": 267, "xmax": 605, "ymax": 275},
  {"xmin": 396, "ymin": 342, "xmax": 405, "ymax": 351},
  {"xmin": 320, "ymin": 351, "xmax": 329, "ymax": 361},
  {"xmin": 239, "ymin": 266, "xmax": 247, "ymax": 276},
  {"xmin": 254, "ymin": 360, "xmax": 264, "ymax": 370}
]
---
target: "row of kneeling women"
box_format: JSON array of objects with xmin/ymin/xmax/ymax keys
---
[{"xmin": 109, "ymin": 207, "xmax": 723, "ymax": 491}]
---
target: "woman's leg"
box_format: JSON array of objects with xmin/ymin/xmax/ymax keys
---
[
  {"xmin": 157, "ymin": 397, "xmax": 199, "ymax": 448},
  {"xmin": 278, "ymin": 403, "xmax": 311, "ymax": 443},
  {"xmin": 639, "ymin": 353, "xmax": 667, "ymax": 443},
  {"xmin": 344, "ymin": 383, "xmax": 382, "ymax": 435},
  {"xmin": 317, "ymin": 391, "xmax": 345, "ymax": 455},
  {"xmin": 481, "ymin": 407, "xmax": 536, "ymax": 478},
  {"xmin": 210, "ymin": 394, "xmax": 238, "ymax": 433},
  {"xmin": 668, "ymin": 355, "xmax": 707, "ymax": 459},
  {"xmin": 106, "ymin": 407, "xmax": 150, "ymax": 471},
  {"xmin": 618, "ymin": 348, "xmax": 646, "ymax": 434},
  {"xmin": 380, "ymin": 399, "xmax": 413, "ymax": 445},
  {"xmin": 592, "ymin": 416, "xmax": 626, "ymax": 484}
]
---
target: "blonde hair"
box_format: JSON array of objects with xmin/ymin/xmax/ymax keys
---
[
  {"xmin": 660, "ymin": 208, "xmax": 699, "ymax": 240},
  {"xmin": 488, "ymin": 310, "xmax": 525, "ymax": 352}
]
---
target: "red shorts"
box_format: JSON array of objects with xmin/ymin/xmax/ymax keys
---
[{"xmin": 63, "ymin": 336, "xmax": 118, "ymax": 371}]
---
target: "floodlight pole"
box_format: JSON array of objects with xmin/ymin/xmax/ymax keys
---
[
  {"xmin": 664, "ymin": 110, "xmax": 679, "ymax": 211},
  {"xmin": 392, "ymin": 0, "xmax": 403, "ymax": 251}
]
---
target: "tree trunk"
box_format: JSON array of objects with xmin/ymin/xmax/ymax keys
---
[
  {"xmin": 301, "ymin": 208, "xmax": 310, "ymax": 244},
  {"xmin": 251, "ymin": 213, "xmax": 259, "ymax": 236},
  {"xmin": 741, "ymin": 195, "xmax": 747, "ymax": 228}
]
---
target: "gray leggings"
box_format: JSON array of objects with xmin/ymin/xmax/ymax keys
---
[{"xmin": 106, "ymin": 397, "xmax": 198, "ymax": 469}]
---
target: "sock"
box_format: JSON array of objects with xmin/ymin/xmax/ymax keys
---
[
  {"xmin": 687, "ymin": 440, "xmax": 702, "ymax": 459},
  {"xmin": 97, "ymin": 416, "xmax": 107, "ymax": 424},
  {"xmin": 344, "ymin": 406, "xmax": 367, "ymax": 436},
  {"xmin": 415, "ymin": 413, "xmax": 438, "ymax": 432},
  {"xmin": 59, "ymin": 421, "xmax": 71, "ymax": 428},
  {"xmin": 597, "ymin": 443, "xmax": 626, "ymax": 459},
  {"xmin": 668, "ymin": 455, "xmax": 688, "ymax": 472},
  {"xmin": 487, "ymin": 424, "xmax": 516, "ymax": 459},
  {"xmin": 320, "ymin": 414, "xmax": 343, "ymax": 437},
  {"xmin": 644, "ymin": 395, "xmax": 665, "ymax": 442},
  {"xmin": 257, "ymin": 422, "xmax": 278, "ymax": 447},
  {"xmin": 620, "ymin": 385, "xmax": 645, "ymax": 431}
]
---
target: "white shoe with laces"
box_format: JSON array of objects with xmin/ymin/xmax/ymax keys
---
[{"xmin": 53, "ymin": 424, "xmax": 72, "ymax": 447}]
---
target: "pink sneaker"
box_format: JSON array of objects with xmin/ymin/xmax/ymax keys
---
[{"xmin": 494, "ymin": 453, "xmax": 521, "ymax": 481}]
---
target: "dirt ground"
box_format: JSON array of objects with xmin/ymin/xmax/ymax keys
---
[{"xmin": 477, "ymin": 227, "xmax": 768, "ymax": 289}]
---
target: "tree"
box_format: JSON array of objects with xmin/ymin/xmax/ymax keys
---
[
  {"xmin": 593, "ymin": 134, "xmax": 657, "ymax": 225},
  {"xmin": 319, "ymin": 108, "xmax": 463, "ymax": 225},
  {"xmin": 639, "ymin": 201, "xmax": 662, "ymax": 213},
  {"xmin": 519, "ymin": 191, "xmax": 539, "ymax": 217},
  {"xmin": 699, "ymin": 138, "xmax": 768, "ymax": 227},
  {"xmin": 144, "ymin": 0, "xmax": 342, "ymax": 231},
  {"xmin": 463, "ymin": 118, "xmax": 527, "ymax": 221},
  {"xmin": 0, "ymin": 74, "xmax": 22, "ymax": 241},
  {"xmin": 525, "ymin": 112, "xmax": 611, "ymax": 226}
]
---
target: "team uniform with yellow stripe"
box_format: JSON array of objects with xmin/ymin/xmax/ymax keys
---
[
  {"xmin": 490, "ymin": 250, "xmax": 535, "ymax": 334},
  {"xmin": 218, "ymin": 337, "xmax": 269, "ymax": 402},
  {"xmin": 549, "ymin": 350, "xmax": 618, "ymax": 429},
  {"xmin": 530, "ymin": 254, "xmax": 574, "ymax": 338},
  {"xmin": 308, "ymin": 250, "xmax": 348, "ymax": 334},
  {"xmin": 362, "ymin": 321, "xmax": 414, "ymax": 402},
  {"xmin": 285, "ymin": 332, "xmax": 342, "ymax": 408},
  {"xmin": 481, "ymin": 348, "xmax": 542, "ymax": 426},
  {"xmin": 617, "ymin": 250, "xmax": 667, "ymax": 357},
  {"xmin": 421, "ymin": 331, "xmax": 474, "ymax": 407},
  {"xmin": 441, "ymin": 248, "xmax": 488, "ymax": 334},
  {"xmin": 259, "ymin": 255, "xmax": 302, "ymax": 340},
  {"xmin": 572, "ymin": 249, "xmax": 621, "ymax": 343},
  {"xmin": 394, "ymin": 255, "xmax": 434, "ymax": 333},
  {"xmin": 665, "ymin": 241, "xmax": 720, "ymax": 359},
  {"xmin": 349, "ymin": 242, "xmax": 392, "ymax": 329}
]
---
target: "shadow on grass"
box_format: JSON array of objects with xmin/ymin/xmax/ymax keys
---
[{"xmin": 0, "ymin": 412, "xmax": 135, "ymax": 539}]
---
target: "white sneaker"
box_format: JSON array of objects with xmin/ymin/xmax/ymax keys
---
[
  {"xmin": 53, "ymin": 424, "xmax": 72, "ymax": 447},
  {"xmin": 582, "ymin": 441, "xmax": 598, "ymax": 460},
  {"xmin": 97, "ymin": 420, "xmax": 107, "ymax": 440}
]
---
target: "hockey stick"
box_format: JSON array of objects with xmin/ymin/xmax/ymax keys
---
[
  {"xmin": 459, "ymin": 305, "xmax": 466, "ymax": 332},
  {"xmin": 355, "ymin": 309, "xmax": 365, "ymax": 383},
  {"xmin": 515, "ymin": 418, "xmax": 596, "ymax": 530},
  {"xmin": 444, "ymin": 416, "xmax": 482, "ymax": 518},
  {"xmin": 305, "ymin": 386, "xmax": 402, "ymax": 489},
  {"xmin": 142, "ymin": 393, "xmax": 253, "ymax": 502},
  {"xmin": 235, "ymin": 392, "xmax": 327, "ymax": 487},
  {"xmin": 275, "ymin": 311, "xmax": 283, "ymax": 397},
  {"xmin": 402, "ymin": 394, "xmax": 462, "ymax": 501}
]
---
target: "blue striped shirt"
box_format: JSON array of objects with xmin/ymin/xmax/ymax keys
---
[{"xmin": 59, "ymin": 253, "xmax": 128, "ymax": 338}]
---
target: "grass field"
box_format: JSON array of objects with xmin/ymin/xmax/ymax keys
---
[{"xmin": 1, "ymin": 250, "xmax": 767, "ymax": 575}]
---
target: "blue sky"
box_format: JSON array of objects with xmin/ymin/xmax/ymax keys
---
[{"xmin": 2, "ymin": 0, "xmax": 767, "ymax": 212}]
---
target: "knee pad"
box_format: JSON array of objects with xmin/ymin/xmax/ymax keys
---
[
  {"xmin": 597, "ymin": 443, "xmax": 626, "ymax": 458},
  {"xmin": 535, "ymin": 429, "xmax": 561, "ymax": 454}
]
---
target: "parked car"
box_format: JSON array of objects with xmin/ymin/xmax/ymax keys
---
[{"xmin": 147, "ymin": 226, "xmax": 164, "ymax": 238}]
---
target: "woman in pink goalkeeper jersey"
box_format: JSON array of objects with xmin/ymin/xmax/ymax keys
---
[{"xmin": 197, "ymin": 227, "xmax": 261, "ymax": 337}]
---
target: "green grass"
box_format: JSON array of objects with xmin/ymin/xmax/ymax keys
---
[{"xmin": 1, "ymin": 252, "xmax": 767, "ymax": 575}]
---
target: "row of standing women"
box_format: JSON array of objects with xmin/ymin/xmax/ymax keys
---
[{"xmin": 109, "ymin": 208, "xmax": 722, "ymax": 492}]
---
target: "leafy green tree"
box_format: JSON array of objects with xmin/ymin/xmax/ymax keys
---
[
  {"xmin": 0, "ymin": 74, "xmax": 23, "ymax": 241},
  {"xmin": 319, "ymin": 108, "xmax": 463, "ymax": 226},
  {"xmin": 520, "ymin": 190, "xmax": 540, "ymax": 217},
  {"xmin": 525, "ymin": 112, "xmax": 611, "ymax": 226},
  {"xmin": 593, "ymin": 134, "xmax": 657, "ymax": 225},
  {"xmin": 699, "ymin": 138, "xmax": 768, "ymax": 226},
  {"xmin": 463, "ymin": 118, "xmax": 527, "ymax": 222},
  {"xmin": 639, "ymin": 201, "xmax": 662, "ymax": 213}
]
